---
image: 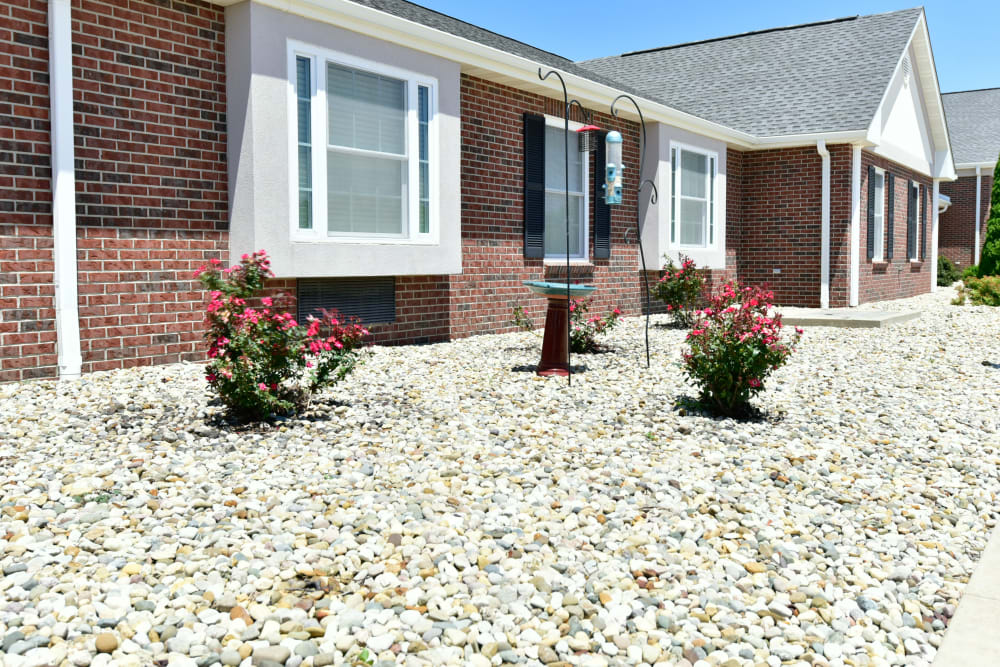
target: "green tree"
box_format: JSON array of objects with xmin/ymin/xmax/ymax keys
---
[{"xmin": 980, "ymin": 153, "xmax": 1000, "ymax": 276}]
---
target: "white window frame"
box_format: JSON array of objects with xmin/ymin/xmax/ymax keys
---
[
  {"xmin": 872, "ymin": 167, "xmax": 886, "ymax": 262},
  {"xmin": 287, "ymin": 40, "xmax": 439, "ymax": 245},
  {"xmin": 669, "ymin": 141, "xmax": 718, "ymax": 250},
  {"xmin": 910, "ymin": 182, "xmax": 921, "ymax": 262},
  {"xmin": 542, "ymin": 116, "xmax": 589, "ymax": 261}
]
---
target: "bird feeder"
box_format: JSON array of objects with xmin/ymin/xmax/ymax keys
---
[
  {"xmin": 603, "ymin": 130, "xmax": 623, "ymax": 205},
  {"xmin": 576, "ymin": 124, "xmax": 601, "ymax": 153}
]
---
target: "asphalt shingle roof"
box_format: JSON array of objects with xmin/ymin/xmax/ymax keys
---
[
  {"xmin": 578, "ymin": 9, "xmax": 923, "ymax": 137},
  {"xmin": 342, "ymin": 0, "xmax": 659, "ymax": 111},
  {"xmin": 942, "ymin": 88, "xmax": 1000, "ymax": 166}
]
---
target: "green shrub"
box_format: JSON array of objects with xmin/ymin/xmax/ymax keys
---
[
  {"xmin": 651, "ymin": 255, "xmax": 704, "ymax": 326},
  {"xmin": 980, "ymin": 154, "xmax": 1000, "ymax": 276},
  {"xmin": 682, "ymin": 282, "xmax": 801, "ymax": 418},
  {"xmin": 962, "ymin": 264, "xmax": 981, "ymax": 281},
  {"xmin": 937, "ymin": 256, "xmax": 960, "ymax": 286},
  {"xmin": 954, "ymin": 275, "xmax": 1000, "ymax": 306},
  {"xmin": 197, "ymin": 251, "xmax": 368, "ymax": 421}
]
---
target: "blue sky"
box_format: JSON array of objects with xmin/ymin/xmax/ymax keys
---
[{"xmin": 412, "ymin": 0, "xmax": 998, "ymax": 93}]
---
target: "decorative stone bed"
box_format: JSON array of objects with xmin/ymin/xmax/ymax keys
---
[{"xmin": 1, "ymin": 287, "xmax": 997, "ymax": 667}]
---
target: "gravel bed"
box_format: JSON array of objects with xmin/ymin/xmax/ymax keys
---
[{"xmin": 1, "ymin": 286, "xmax": 998, "ymax": 667}]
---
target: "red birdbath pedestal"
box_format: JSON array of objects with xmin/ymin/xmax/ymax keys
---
[{"xmin": 523, "ymin": 280, "xmax": 597, "ymax": 377}]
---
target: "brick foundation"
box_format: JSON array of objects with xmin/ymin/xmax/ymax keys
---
[{"xmin": 939, "ymin": 173, "xmax": 992, "ymax": 267}]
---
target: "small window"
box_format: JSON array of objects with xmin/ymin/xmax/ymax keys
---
[
  {"xmin": 671, "ymin": 144, "xmax": 718, "ymax": 248},
  {"xmin": 911, "ymin": 182, "xmax": 921, "ymax": 261},
  {"xmin": 543, "ymin": 123, "xmax": 588, "ymax": 259},
  {"xmin": 290, "ymin": 44, "xmax": 437, "ymax": 242},
  {"xmin": 872, "ymin": 168, "xmax": 885, "ymax": 261}
]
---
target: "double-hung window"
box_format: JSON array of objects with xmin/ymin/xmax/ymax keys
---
[
  {"xmin": 671, "ymin": 144, "xmax": 717, "ymax": 248},
  {"xmin": 872, "ymin": 168, "xmax": 886, "ymax": 261},
  {"xmin": 543, "ymin": 122, "xmax": 588, "ymax": 259},
  {"xmin": 291, "ymin": 43, "xmax": 437, "ymax": 242}
]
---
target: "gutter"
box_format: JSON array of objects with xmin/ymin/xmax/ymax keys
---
[
  {"xmin": 817, "ymin": 140, "xmax": 831, "ymax": 308},
  {"xmin": 975, "ymin": 167, "xmax": 982, "ymax": 264},
  {"xmin": 48, "ymin": 0, "xmax": 82, "ymax": 378}
]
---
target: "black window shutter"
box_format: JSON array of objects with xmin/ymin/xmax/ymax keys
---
[
  {"xmin": 885, "ymin": 173, "xmax": 895, "ymax": 260},
  {"xmin": 523, "ymin": 112, "xmax": 545, "ymax": 259},
  {"xmin": 920, "ymin": 185, "xmax": 927, "ymax": 260},
  {"xmin": 866, "ymin": 165, "xmax": 876, "ymax": 260},
  {"xmin": 907, "ymin": 180, "xmax": 916, "ymax": 259},
  {"xmin": 593, "ymin": 130, "xmax": 611, "ymax": 259}
]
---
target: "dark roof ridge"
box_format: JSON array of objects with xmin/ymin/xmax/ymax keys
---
[
  {"xmin": 620, "ymin": 16, "xmax": 859, "ymax": 57},
  {"xmin": 943, "ymin": 87, "xmax": 1000, "ymax": 95}
]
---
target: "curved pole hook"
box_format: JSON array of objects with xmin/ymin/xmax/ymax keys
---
[{"xmin": 610, "ymin": 93, "xmax": 654, "ymax": 368}]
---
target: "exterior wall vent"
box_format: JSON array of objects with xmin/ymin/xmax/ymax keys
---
[
  {"xmin": 901, "ymin": 54, "xmax": 912, "ymax": 87},
  {"xmin": 297, "ymin": 277, "xmax": 396, "ymax": 325}
]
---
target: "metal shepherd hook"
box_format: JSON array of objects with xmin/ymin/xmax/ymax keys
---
[
  {"xmin": 610, "ymin": 94, "xmax": 657, "ymax": 368},
  {"xmin": 537, "ymin": 68, "xmax": 594, "ymax": 386}
]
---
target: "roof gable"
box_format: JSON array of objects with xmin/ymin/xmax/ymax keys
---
[
  {"xmin": 579, "ymin": 9, "xmax": 922, "ymax": 138},
  {"xmin": 942, "ymin": 88, "xmax": 1000, "ymax": 167}
]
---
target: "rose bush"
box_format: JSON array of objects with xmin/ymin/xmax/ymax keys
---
[
  {"xmin": 651, "ymin": 255, "xmax": 704, "ymax": 326},
  {"xmin": 196, "ymin": 251, "xmax": 368, "ymax": 421},
  {"xmin": 682, "ymin": 281, "xmax": 801, "ymax": 417}
]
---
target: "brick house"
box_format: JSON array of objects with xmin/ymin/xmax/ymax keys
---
[
  {"xmin": 939, "ymin": 88, "xmax": 1000, "ymax": 269},
  {"xmin": 0, "ymin": 0, "xmax": 955, "ymax": 381}
]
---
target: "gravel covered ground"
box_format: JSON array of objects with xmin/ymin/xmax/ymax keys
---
[{"xmin": 1, "ymin": 287, "xmax": 999, "ymax": 667}]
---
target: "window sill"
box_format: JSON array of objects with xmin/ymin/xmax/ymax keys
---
[
  {"xmin": 871, "ymin": 260, "xmax": 888, "ymax": 266},
  {"xmin": 909, "ymin": 259, "xmax": 923, "ymax": 264},
  {"xmin": 543, "ymin": 258, "xmax": 592, "ymax": 267},
  {"xmin": 291, "ymin": 236, "xmax": 438, "ymax": 246}
]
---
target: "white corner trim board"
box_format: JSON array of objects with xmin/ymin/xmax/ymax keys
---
[
  {"xmin": 817, "ymin": 140, "xmax": 831, "ymax": 309},
  {"xmin": 49, "ymin": 0, "xmax": 82, "ymax": 378},
  {"xmin": 850, "ymin": 145, "xmax": 862, "ymax": 307}
]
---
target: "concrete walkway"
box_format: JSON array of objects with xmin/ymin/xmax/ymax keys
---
[
  {"xmin": 933, "ymin": 525, "xmax": 1000, "ymax": 665},
  {"xmin": 779, "ymin": 308, "xmax": 921, "ymax": 328}
]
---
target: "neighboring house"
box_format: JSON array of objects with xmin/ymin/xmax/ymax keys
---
[
  {"xmin": 0, "ymin": 0, "xmax": 955, "ymax": 382},
  {"xmin": 939, "ymin": 88, "xmax": 1000, "ymax": 268}
]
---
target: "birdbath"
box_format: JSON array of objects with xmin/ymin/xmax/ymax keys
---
[{"xmin": 522, "ymin": 280, "xmax": 597, "ymax": 376}]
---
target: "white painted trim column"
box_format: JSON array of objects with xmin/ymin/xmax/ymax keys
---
[
  {"xmin": 931, "ymin": 179, "xmax": 940, "ymax": 292},
  {"xmin": 849, "ymin": 145, "xmax": 862, "ymax": 307},
  {"xmin": 49, "ymin": 0, "xmax": 82, "ymax": 378},
  {"xmin": 975, "ymin": 167, "xmax": 982, "ymax": 265},
  {"xmin": 817, "ymin": 140, "xmax": 831, "ymax": 309}
]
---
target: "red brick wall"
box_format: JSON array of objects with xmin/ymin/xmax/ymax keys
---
[
  {"xmin": 827, "ymin": 145, "xmax": 854, "ymax": 308},
  {"xmin": 0, "ymin": 0, "xmax": 57, "ymax": 382},
  {"xmin": 734, "ymin": 146, "xmax": 824, "ymax": 307},
  {"xmin": 447, "ymin": 74, "xmax": 653, "ymax": 339},
  {"xmin": 939, "ymin": 173, "xmax": 992, "ymax": 267},
  {"xmin": 857, "ymin": 150, "xmax": 932, "ymax": 303},
  {"xmin": 71, "ymin": 0, "xmax": 227, "ymax": 371}
]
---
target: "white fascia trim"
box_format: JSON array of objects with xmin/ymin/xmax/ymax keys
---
[
  {"xmin": 865, "ymin": 12, "xmax": 956, "ymax": 181},
  {"xmin": 817, "ymin": 140, "xmax": 831, "ymax": 309},
  {"xmin": 227, "ymin": 0, "xmax": 759, "ymax": 147},
  {"xmin": 749, "ymin": 130, "xmax": 871, "ymax": 150},
  {"xmin": 49, "ymin": 0, "xmax": 82, "ymax": 379},
  {"xmin": 849, "ymin": 145, "xmax": 862, "ymax": 307},
  {"xmin": 956, "ymin": 161, "xmax": 997, "ymax": 170}
]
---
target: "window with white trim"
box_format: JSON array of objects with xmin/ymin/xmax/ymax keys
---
[
  {"xmin": 671, "ymin": 144, "xmax": 717, "ymax": 248},
  {"xmin": 290, "ymin": 44, "xmax": 437, "ymax": 242},
  {"xmin": 911, "ymin": 182, "xmax": 921, "ymax": 261},
  {"xmin": 543, "ymin": 123, "xmax": 588, "ymax": 259},
  {"xmin": 872, "ymin": 168, "xmax": 885, "ymax": 261}
]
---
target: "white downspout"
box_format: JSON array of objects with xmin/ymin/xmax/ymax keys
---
[
  {"xmin": 49, "ymin": 0, "xmax": 82, "ymax": 378},
  {"xmin": 817, "ymin": 140, "xmax": 831, "ymax": 308},
  {"xmin": 931, "ymin": 179, "xmax": 940, "ymax": 292},
  {"xmin": 849, "ymin": 145, "xmax": 862, "ymax": 306},
  {"xmin": 975, "ymin": 166, "xmax": 982, "ymax": 265}
]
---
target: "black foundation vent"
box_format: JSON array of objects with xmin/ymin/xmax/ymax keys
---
[{"xmin": 297, "ymin": 277, "xmax": 395, "ymax": 325}]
